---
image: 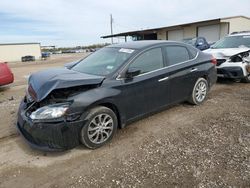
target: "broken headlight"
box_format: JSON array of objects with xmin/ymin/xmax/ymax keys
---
[{"xmin": 30, "ymin": 104, "xmax": 69, "ymax": 120}]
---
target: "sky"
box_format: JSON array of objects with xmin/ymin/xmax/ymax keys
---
[{"xmin": 0, "ymin": 0, "xmax": 250, "ymax": 47}]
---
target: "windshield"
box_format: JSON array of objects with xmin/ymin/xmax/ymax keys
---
[
  {"xmin": 212, "ymin": 35, "xmax": 250, "ymax": 49},
  {"xmin": 72, "ymin": 47, "xmax": 135, "ymax": 76},
  {"xmin": 182, "ymin": 38, "xmax": 196, "ymax": 45}
]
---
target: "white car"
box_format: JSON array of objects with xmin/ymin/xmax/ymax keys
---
[{"xmin": 204, "ymin": 31, "xmax": 250, "ymax": 83}]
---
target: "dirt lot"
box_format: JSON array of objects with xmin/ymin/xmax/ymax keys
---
[{"xmin": 0, "ymin": 54, "xmax": 249, "ymax": 187}]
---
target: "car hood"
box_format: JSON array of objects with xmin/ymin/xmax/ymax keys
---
[
  {"xmin": 28, "ymin": 68, "xmax": 105, "ymax": 102},
  {"xmin": 204, "ymin": 48, "xmax": 250, "ymax": 59}
]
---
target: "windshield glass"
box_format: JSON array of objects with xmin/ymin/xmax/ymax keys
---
[
  {"xmin": 182, "ymin": 38, "xmax": 196, "ymax": 45},
  {"xmin": 212, "ymin": 35, "xmax": 250, "ymax": 49},
  {"xmin": 72, "ymin": 47, "xmax": 135, "ymax": 76}
]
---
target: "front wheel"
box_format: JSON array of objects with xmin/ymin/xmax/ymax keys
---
[
  {"xmin": 80, "ymin": 106, "xmax": 118, "ymax": 149},
  {"xmin": 188, "ymin": 78, "xmax": 208, "ymax": 105}
]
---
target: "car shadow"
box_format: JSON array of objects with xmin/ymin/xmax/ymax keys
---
[
  {"xmin": 0, "ymin": 85, "xmax": 11, "ymax": 92},
  {"xmin": 14, "ymin": 135, "xmax": 70, "ymax": 157},
  {"xmin": 216, "ymin": 77, "xmax": 240, "ymax": 85}
]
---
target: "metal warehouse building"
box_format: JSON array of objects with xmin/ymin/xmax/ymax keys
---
[
  {"xmin": 0, "ymin": 43, "xmax": 41, "ymax": 62},
  {"xmin": 102, "ymin": 15, "xmax": 250, "ymax": 43}
]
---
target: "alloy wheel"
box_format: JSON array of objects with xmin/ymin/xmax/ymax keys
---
[
  {"xmin": 87, "ymin": 114, "xmax": 114, "ymax": 144},
  {"xmin": 195, "ymin": 81, "xmax": 207, "ymax": 102}
]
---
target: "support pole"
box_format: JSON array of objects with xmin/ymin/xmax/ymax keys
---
[{"xmin": 110, "ymin": 14, "xmax": 114, "ymax": 44}]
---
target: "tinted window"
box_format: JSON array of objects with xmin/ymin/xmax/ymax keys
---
[
  {"xmin": 129, "ymin": 48, "xmax": 164, "ymax": 74},
  {"xmin": 188, "ymin": 46, "xmax": 198, "ymax": 58},
  {"xmin": 164, "ymin": 46, "xmax": 190, "ymax": 65}
]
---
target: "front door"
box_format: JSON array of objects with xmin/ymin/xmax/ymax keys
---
[{"xmin": 117, "ymin": 47, "xmax": 170, "ymax": 120}]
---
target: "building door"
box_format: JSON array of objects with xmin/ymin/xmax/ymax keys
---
[
  {"xmin": 198, "ymin": 24, "xmax": 220, "ymax": 43},
  {"xmin": 167, "ymin": 29, "xmax": 184, "ymax": 41}
]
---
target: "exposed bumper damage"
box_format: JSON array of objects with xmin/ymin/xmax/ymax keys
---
[
  {"xmin": 215, "ymin": 50, "xmax": 250, "ymax": 79},
  {"xmin": 17, "ymin": 68, "xmax": 104, "ymax": 151},
  {"xmin": 17, "ymin": 98, "xmax": 85, "ymax": 151}
]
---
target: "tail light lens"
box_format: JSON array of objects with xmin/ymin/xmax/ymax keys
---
[{"xmin": 211, "ymin": 56, "xmax": 217, "ymax": 65}]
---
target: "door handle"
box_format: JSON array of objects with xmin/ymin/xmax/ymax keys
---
[
  {"xmin": 190, "ymin": 68, "xmax": 198, "ymax": 72},
  {"xmin": 158, "ymin": 77, "xmax": 169, "ymax": 82}
]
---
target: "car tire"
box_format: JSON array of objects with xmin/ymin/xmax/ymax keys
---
[
  {"xmin": 241, "ymin": 74, "xmax": 250, "ymax": 83},
  {"xmin": 80, "ymin": 106, "xmax": 118, "ymax": 149},
  {"xmin": 188, "ymin": 78, "xmax": 208, "ymax": 105}
]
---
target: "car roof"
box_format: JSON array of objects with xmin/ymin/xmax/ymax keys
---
[
  {"xmin": 107, "ymin": 40, "xmax": 183, "ymax": 50},
  {"xmin": 229, "ymin": 31, "xmax": 250, "ymax": 36}
]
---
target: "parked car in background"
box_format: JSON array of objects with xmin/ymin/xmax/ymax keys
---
[
  {"xmin": 0, "ymin": 62, "xmax": 14, "ymax": 86},
  {"xmin": 62, "ymin": 50, "xmax": 77, "ymax": 53},
  {"xmin": 205, "ymin": 31, "xmax": 250, "ymax": 82},
  {"xmin": 182, "ymin": 37, "xmax": 210, "ymax": 51},
  {"xmin": 17, "ymin": 41, "xmax": 217, "ymax": 151},
  {"xmin": 41, "ymin": 52, "xmax": 51, "ymax": 60},
  {"xmin": 21, "ymin": 55, "xmax": 35, "ymax": 62},
  {"xmin": 53, "ymin": 50, "xmax": 62, "ymax": 54},
  {"xmin": 89, "ymin": 48, "xmax": 96, "ymax": 52}
]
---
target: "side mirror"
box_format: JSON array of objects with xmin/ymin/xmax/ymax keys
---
[{"xmin": 126, "ymin": 67, "xmax": 141, "ymax": 79}]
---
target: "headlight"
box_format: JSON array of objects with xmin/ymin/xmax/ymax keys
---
[{"xmin": 30, "ymin": 104, "xmax": 69, "ymax": 120}]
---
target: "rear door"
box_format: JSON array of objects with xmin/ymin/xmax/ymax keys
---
[{"xmin": 163, "ymin": 45, "xmax": 199, "ymax": 103}]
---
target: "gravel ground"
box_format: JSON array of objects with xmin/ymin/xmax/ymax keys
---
[
  {"xmin": 75, "ymin": 113, "xmax": 249, "ymax": 188},
  {"xmin": 63, "ymin": 84, "xmax": 250, "ymax": 188},
  {"xmin": 0, "ymin": 59, "xmax": 249, "ymax": 187}
]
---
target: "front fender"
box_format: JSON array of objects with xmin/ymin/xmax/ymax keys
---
[{"xmin": 68, "ymin": 87, "xmax": 121, "ymax": 113}]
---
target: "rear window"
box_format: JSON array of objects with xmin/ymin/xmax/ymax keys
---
[{"xmin": 164, "ymin": 46, "xmax": 190, "ymax": 66}]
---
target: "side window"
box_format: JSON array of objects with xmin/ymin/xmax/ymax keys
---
[
  {"xmin": 188, "ymin": 46, "xmax": 198, "ymax": 59},
  {"xmin": 164, "ymin": 46, "xmax": 190, "ymax": 66},
  {"xmin": 129, "ymin": 48, "xmax": 164, "ymax": 74}
]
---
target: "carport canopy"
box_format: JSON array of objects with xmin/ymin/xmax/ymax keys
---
[{"xmin": 101, "ymin": 18, "xmax": 221, "ymax": 41}]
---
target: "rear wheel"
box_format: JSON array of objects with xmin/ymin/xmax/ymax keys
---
[
  {"xmin": 80, "ymin": 106, "xmax": 118, "ymax": 149},
  {"xmin": 241, "ymin": 74, "xmax": 250, "ymax": 83},
  {"xmin": 188, "ymin": 78, "xmax": 208, "ymax": 105}
]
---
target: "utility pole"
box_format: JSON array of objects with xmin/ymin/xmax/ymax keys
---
[{"xmin": 110, "ymin": 14, "xmax": 114, "ymax": 44}]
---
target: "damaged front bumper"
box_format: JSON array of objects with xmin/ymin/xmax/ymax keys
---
[
  {"xmin": 216, "ymin": 61, "xmax": 250, "ymax": 79},
  {"xmin": 17, "ymin": 99, "xmax": 84, "ymax": 151},
  {"xmin": 217, "ymin": 66, "xmax": 244, "ymax": 79},
  {"xmin": 215, "ymin": 50, "xmax": 250, "ymax": 79}
]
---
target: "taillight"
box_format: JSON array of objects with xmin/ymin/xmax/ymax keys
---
[{"xmin": 211, "ymin": 56, "xmax": 217, "ymax": 65}]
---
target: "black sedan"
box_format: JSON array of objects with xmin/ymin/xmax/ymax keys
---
[
  {"xmin": 21, "ymin": 55, "xmax": 35, "ymax": 62},
  {"xmin": 17, "ymin": 41, "xmax": 217, "ymax": 151}
]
